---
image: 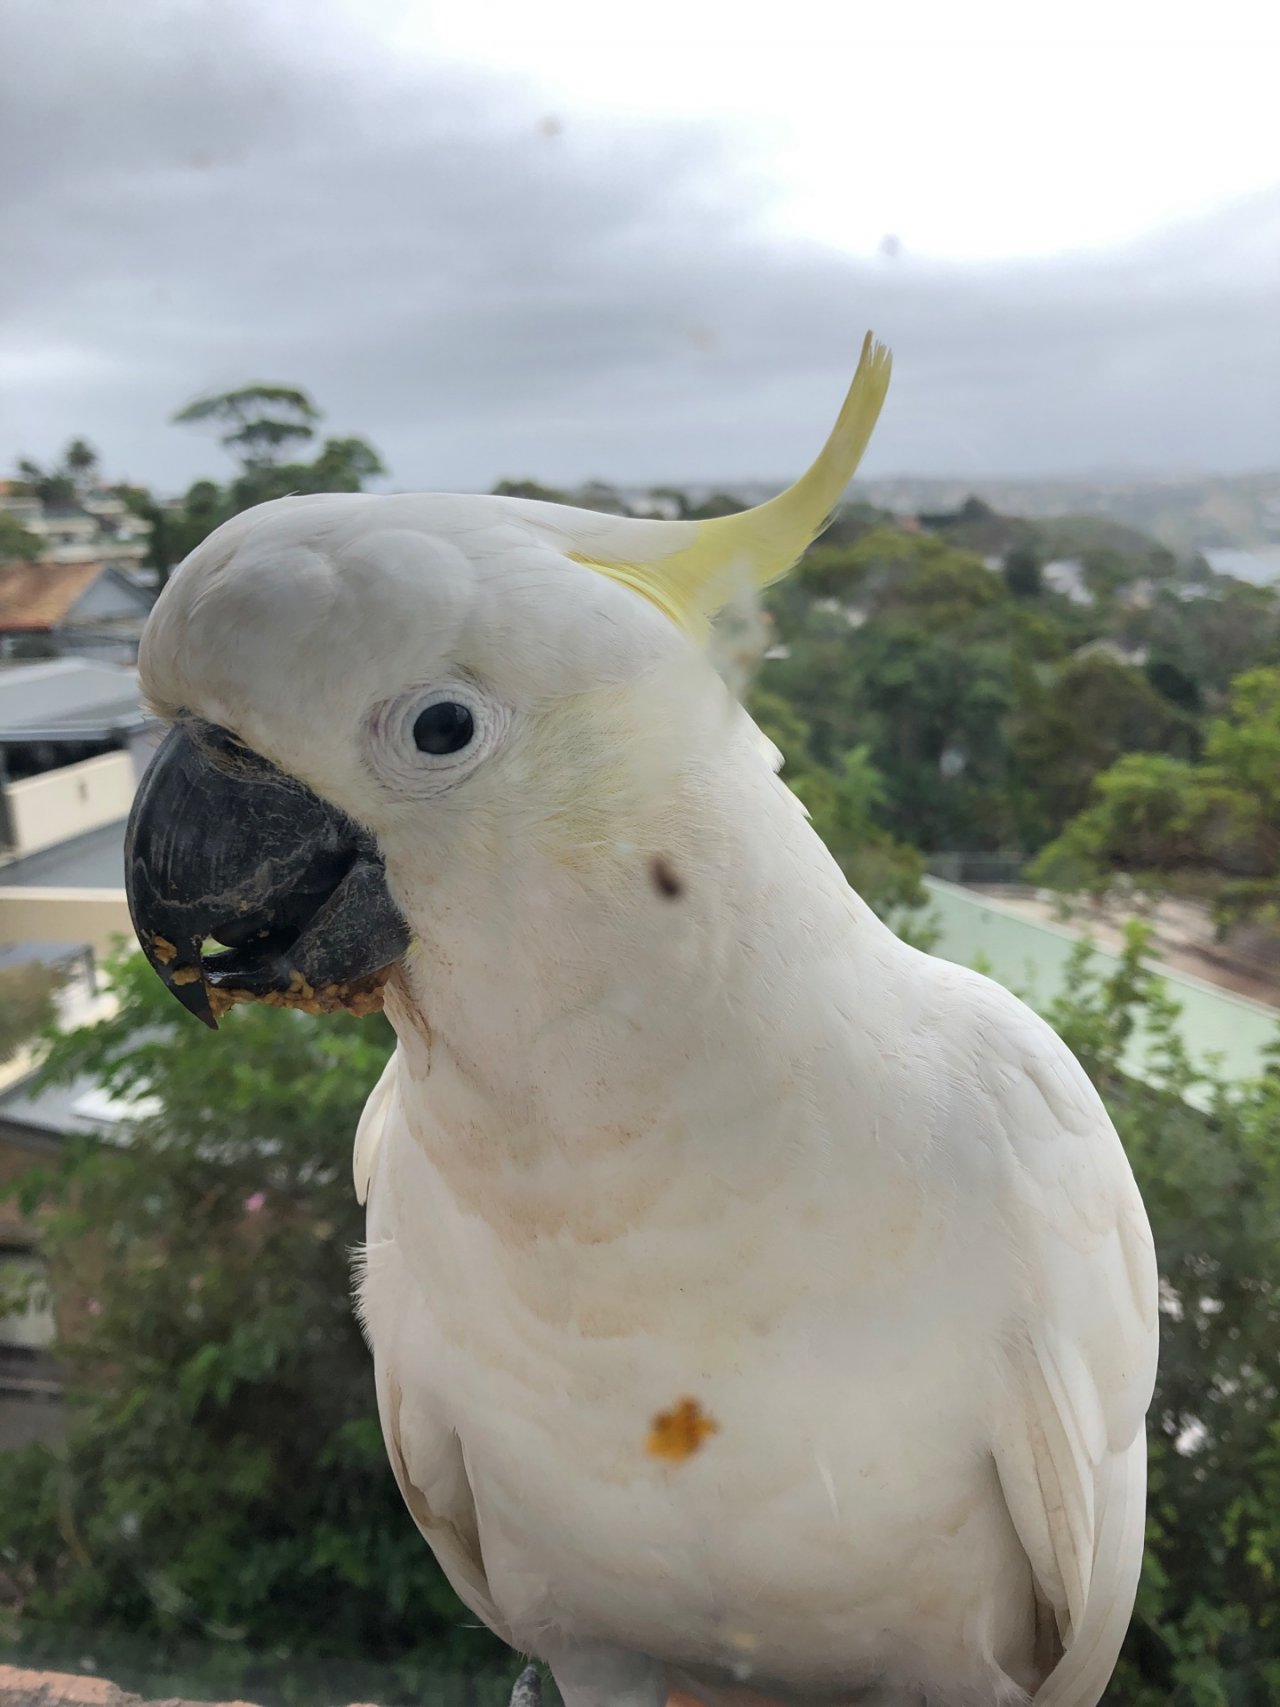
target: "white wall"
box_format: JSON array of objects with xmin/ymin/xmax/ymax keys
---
[
  {"xmin": 3, "ymin": 751, "xmax": 135, "ymax": 856},
  {"xmin": 0, "ymin": 888, "xmax": 131, "ymax": 959}
]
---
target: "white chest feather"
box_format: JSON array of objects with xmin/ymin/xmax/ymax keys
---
[{"xmin": 355, "ymin": 744, "xmax": 1154, "ymax": 1707}]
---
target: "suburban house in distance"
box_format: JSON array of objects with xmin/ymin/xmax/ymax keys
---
[
  {"xmin": 0, "ymin": 656, "xmax": 152, "ymax": 954},
  {"xmin": 0, "ymin": 482, "xmax": 153, "ymax": 574},
  {"xmin": 0, "ymin": 658, "xmax": 155, "ymax": 1443},
  {"xmin": 0, "ymin": 559, "xmax": 155, "ymax": 665}
]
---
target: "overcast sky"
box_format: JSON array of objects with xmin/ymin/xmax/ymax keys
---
[{"xmin": 2, "ymin": 0, "xmax": 1278, "ymax": 496}]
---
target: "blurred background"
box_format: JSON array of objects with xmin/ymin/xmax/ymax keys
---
[{"xmin": 0, "ymin": 4, "xmax": 1277, "ymax": 1704}]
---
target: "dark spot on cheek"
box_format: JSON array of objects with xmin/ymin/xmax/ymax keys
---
[{"xmin": 650, "ymin": 856, "xmax": 683, "ymax": 899}]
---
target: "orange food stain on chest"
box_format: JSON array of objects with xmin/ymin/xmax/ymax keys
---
[{"xmin": 646, "ymin": 1396, "xmax": 720, "ymax": 1463}]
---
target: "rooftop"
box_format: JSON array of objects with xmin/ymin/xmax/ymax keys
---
[
  {"xmin": 0, "ymin": 940, "xmax": 95, "ymax": 973},
  {"xmin": 0, "ymin": 657, "xmax": 150, "ymax": 743},
  {"xmin": 0, "ymin": 817, "xmax": 127, "ymax": 889},
  {"xmin": 0, "ymin": 1070, "xmax": 132, "ymax": 1146},
  {"xmin": 0, "ymin": 560, "xmax": 106, "ymax": 630}
]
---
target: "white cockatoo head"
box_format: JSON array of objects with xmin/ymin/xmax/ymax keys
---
[{"xmin": 126, "ymin": 337, "xmax": 891, "ymax": 1028}]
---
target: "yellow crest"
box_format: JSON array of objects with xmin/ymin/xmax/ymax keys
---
[{"xmin": 572, "ymin": 332, "xmax": 892, "ymax": 635}]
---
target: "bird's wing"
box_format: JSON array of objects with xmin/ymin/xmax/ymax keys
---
[
  {"xmin": 353, "ymin": 1046, "xmax": 397, "ymax": 1207},
  {"xmin": 356, "ymin": 1050, "xmax": 512, "ymax": 1644},
  {"xmin": 373, "ymin": 1357, "xmax": 511, "ymax": 1644},
  {"xmin": 974, "ymin": 979, "xmax": 1159, "ymax": 1707}
]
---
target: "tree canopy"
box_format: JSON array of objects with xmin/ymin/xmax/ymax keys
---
[
  {"xmin": 173, "ymin": 386, "xmax": 322, "ymax": 471},
  {"xmin": 0, "ymin": 511, "xmax": 43, "ymax": 565},
  {"xmin": 12, "ymin": 439, "xmax": 102, "ymax": 508},
  {"xmin": 0, "ymin": 955, "xmax": 510, "ymax": 1706},
  {"xmin": 1032, "ymin": 666, "xmax": 1280, "ymax": 934}
]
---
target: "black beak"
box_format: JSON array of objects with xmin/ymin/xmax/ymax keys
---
[{"xmin": 125, "ymin": 721, "xmax": 410, "ymax": 1029}]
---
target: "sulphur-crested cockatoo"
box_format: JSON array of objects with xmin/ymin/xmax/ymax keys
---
[{"xmin": 125, "ymin": 336, "xmax": 1157, "ymax": 1707}]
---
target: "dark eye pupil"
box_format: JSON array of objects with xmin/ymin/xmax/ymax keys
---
[{"xmin": 413, "ymin": 702, "xmax": 474, "ymax": 755}]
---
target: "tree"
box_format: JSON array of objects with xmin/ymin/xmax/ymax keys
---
[
  {"xmin": 62, "ymin": 439, "xmax": 99, "ymax": 490},
  {"xmin": 228, "ymin": 437, "xmax": 386, "ymax": 512},
  {"xmin": 1134, "ymin": 581, "xmax": 1280, "ymax": 703},
  {"xmin": 158, "ymin": 394, "xmax": 389, "ymax": 577},
  {"xmin": 14, "ymin": 457, "xmax": 75, "ymax": 509},
  {"xmin": 1195, "ymin": 667, "xmax": 1280, "ymax": 930},
  {"xmin": 174, "ymin": 386, "xmax": 322, "ymax": 472},
  {"xmin": 1144, "ymin": 654, "xmax": 1203, "ymax": 713},
  {"xmin": 1009, "ymin": 651, "xmax": 1200, "ymax": 840},
  {"xmin": 750, "ymin": 690, "xmax": 930, "ymax": 930},
  {"xmin": 311, "ymin": 436, "xmax": 386, "ymax": 491},
  {"xmin": 1027, "ymin": 752, "xmax": 1206, "ymax": 896},
  {"xmin": 0, "ymin": 954, "xmax": 510, "ymax": 1705},
  {"xmin": 573, "ymin": 480, "xmax": 629, "ymax": 515},
  {"xmin": 13, "ymin": 440, "xmax": 102, "ymax": 506},
  {"xmin": 1002, "ymin": 542, "xmax": 1043, "ymax": 599},
  {"xmin": 644, "ymin": 485, "xmax": 692, "ymax": 518},
  {"xmin": 0, "ymin": 511, "xmax": 42, "ymax": 565},
  {"xmin": 685, "ymin": 491, "xmax": 749, "ymax": 520},
  {"xmin": 1043, "ymin": 928, "xmax": 1280, "ymax": 1706},
  {"xmin": 491, "ymin": 479, "xmax": 569, "ymax": 503},
  {"xmin": 1030, "ymin": 667, "xmax": 1280, "ymax": 935},
  {"xmin": 0, "ymin": 963, "xmax": 64, "ymax": 1063},
  {"xmin": 157, "ymin": 479, "xmax": 230, "ymax": 580},
  {"xmin": 764, "ymin": 530, "xmax": 1028, "ymax": 851}
]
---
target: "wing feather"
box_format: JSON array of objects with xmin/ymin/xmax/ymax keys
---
[
  {"xmin": 974, "ymin": 982, "xmax": 1158, "ymax": 1704},
  {"xmin": 356, "ymin": 1048, "xmax": 512, "ymax": 1645}
]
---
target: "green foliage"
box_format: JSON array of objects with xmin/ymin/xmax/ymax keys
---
[
  {"xmin": 764, "ymin": 528, "xmax": 1049, "ymax": 851},
  {"xmin": 1144, "ymin": 654, "xmax": 1203, "ymax": 714},
  {"xmin": 154, "ymin": 480, "xmax": 228, "ymax": 581},
  {"xmin": 1134, "ymin": 581, "xmax": 1280, "ymax": 704},
  {"xmin": 1033, "ymin": 667, "xmax": 1280, "ymax": 934},
  {"xmin": 154, "ymin": 407, "xmax": 387, "ymax": 582},
  {"xmin": 1029, "ymin": 753, "xmax": 1205, "ymax": 895},
  {"xmin": 13, "ymin": 439, "xmax": 101, "ymax": 508},
  {"xmin": 174, "ymin": 386, "xmax": 321, "ymax": 472},
  {"xmin": 1009, "ymin": 650, "xmax": 1201, "ymax": 840},
  {"xmin": 226, "ymin": 437, "xmax": 388, "ymax": 513},
  {"xmin": 1002, "ymin": 542, "xmax": 1043, "ymax": 599},
  {"xmin": 492, "ymin": 478, "xmax": 570, "ymax": 503},
  {"xmin": 0, "ymin": 512, "xmax": 42, "ymax": 565},
  {"xmin": 0, "ymin": 961, "xmax": 64, "ymax": 1063},
  {"xmin": 749, "ymin": 690, "xmax": 930, "ymax": 930},
  {"xmin": 61, "ymin": 440, "xmax": 99, "ymax": 485},
  {"xmin": 1043, "ymin": 928, "xmax": 1280, "ymax": 1704},
  {"xmin": 0, "ymin": 954, "xmax": 508, "ymax": 1703}
]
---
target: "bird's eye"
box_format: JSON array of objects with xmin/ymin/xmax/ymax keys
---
[{"xmin": 412, "ymin": 701, "xmax": 475, "ymax": 756}]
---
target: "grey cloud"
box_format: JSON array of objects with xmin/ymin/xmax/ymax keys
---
[{"xmin": 2, "ymin": 0, "xmax": 1277, "ymax": 494}]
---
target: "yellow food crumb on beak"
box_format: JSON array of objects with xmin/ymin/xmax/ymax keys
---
[
  {"xmin": 171, "ymin": 965, "xmax": 201, "ymax": 986},
  {"xmin": 646, "ymin": 1396, "xmax": 719, "ymax": 1463},
  {"xmin": 151, "ymin": 935, "xmax": 177, "ymax": 966},
  {"xmin": 205, "ymin": 963, "xmax": 396, "ymax": 1023}
]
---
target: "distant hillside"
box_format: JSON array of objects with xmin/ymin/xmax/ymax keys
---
[
  {"xmin": 622, "ymin": 471, "xmax": 1280, "ymax": 555},
  {"xmin": 851, "ymin": 471, "xmax": 1280, "ymax": 555}
]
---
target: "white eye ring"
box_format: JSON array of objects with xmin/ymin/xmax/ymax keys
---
[{"xmin": 366, "ymin": 680, "xmax": 509, "ymax": 797}]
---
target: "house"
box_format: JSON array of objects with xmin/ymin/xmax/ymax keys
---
[
  {"xmin": 0, "ymin": 664, "xmax": 153, "ymax": 1447},
  {"xmin": 0, "ymin": 658, "xmax": 155, "ymax": 833},
  {"xmin": 0, "ymin": 559, "xmax": 154, "ymax": 664},
  {"xmin": 0, "ymin": 658, "xmax": 152, "ymax": 958},
  {"xmin": 0, "ymin": 485, "xmax": 153, "ymax": 574},
  {"xmin": 0, "ymin": 644, "xmax": 160, "ymax": 1443}
]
